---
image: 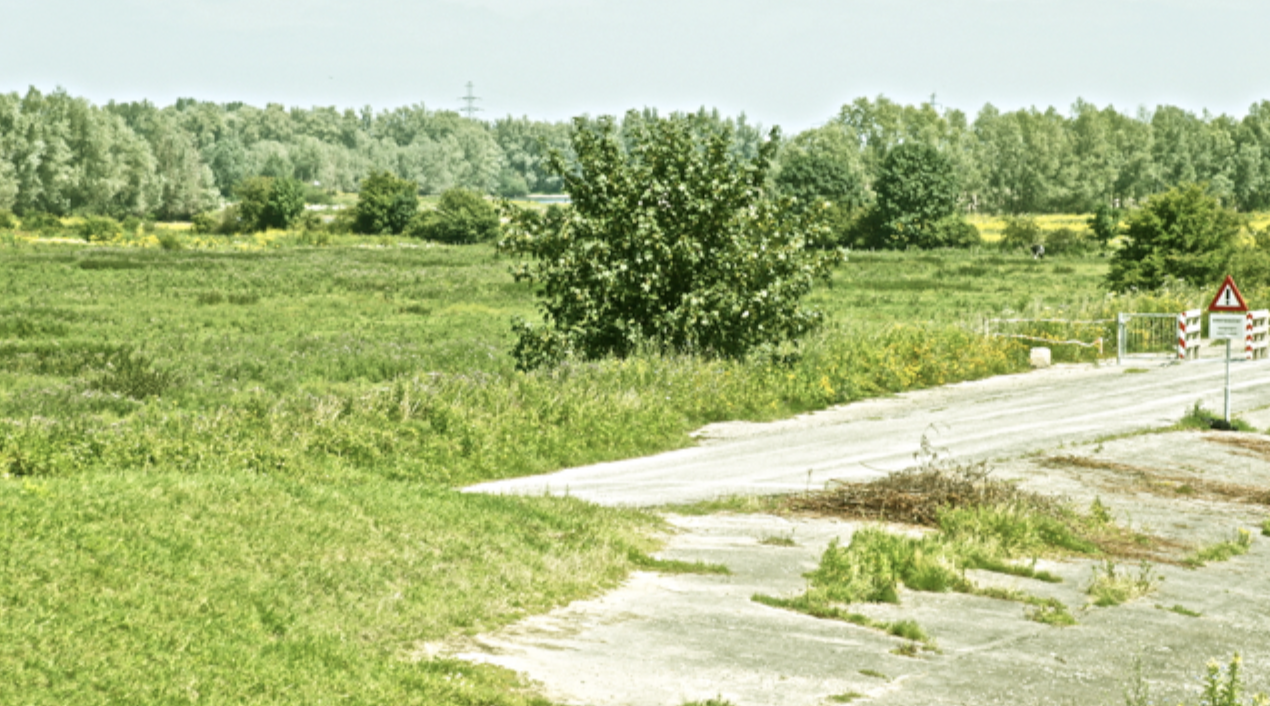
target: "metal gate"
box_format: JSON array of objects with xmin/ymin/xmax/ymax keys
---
[{"xmin": 1116, "ymin": 312, "xmax": 1196, "ymax": 363}]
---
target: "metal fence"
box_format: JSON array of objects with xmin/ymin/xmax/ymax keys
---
[{"xmin": 1116, "ymin": 312, "xmax": 1189, "ymax": 363}]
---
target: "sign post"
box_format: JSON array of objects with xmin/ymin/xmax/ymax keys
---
[{"xmin": 1207, "ymin": 275, "xmax": 1250, "ymax": 423}]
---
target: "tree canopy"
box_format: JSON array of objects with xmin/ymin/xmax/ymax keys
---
[
  {"xmin": 500, "ymin": 112, "xmax": 841, "ymax": 369},
  {"xmin": 1106, "ymin": 184, "xmax": 1243, "ymax": 291},
  {"xmin": 9, "ymin": 88, "xmax": 1270, "ymax": 219}
]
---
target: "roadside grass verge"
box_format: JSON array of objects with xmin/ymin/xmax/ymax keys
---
[{"xmin": 0, "ymin": 471, "xmax": 661, "ymax": 705}]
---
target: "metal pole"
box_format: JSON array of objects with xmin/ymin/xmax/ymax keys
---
[
  {"xmin": 1117, "ymin": 313, "xmax": 1126, "ymax": 366},
  {"xmin": 1225, "ymin": 338, "xmax": 1232, "ymax": 422}
]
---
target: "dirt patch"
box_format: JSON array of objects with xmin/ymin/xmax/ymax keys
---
[
  {"xmin": 1043, "ymin": 450, "xmax": 1270, "ymax": 506},
  {"xmin": 782, "ymin": 459, "xmax": 1058, "ymax": 527}
]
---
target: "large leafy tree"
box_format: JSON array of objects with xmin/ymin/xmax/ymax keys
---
[
  {"xmin": 500, "ymin": 112, "xmax": 842, "ymax": 369},
  {"xmin": 863, "ymin": 142, "xmax": 974, "ymax": 249},
  {"xmin": 1106, "ymin": 183, "xmax": 1242, "ymax": 291}
]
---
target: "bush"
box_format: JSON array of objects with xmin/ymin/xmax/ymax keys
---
[
  {"xmin": 1087, "ymin": 202, "xmax": 1122, "ymax": 245},
  {"xmin": 775, "ymin": 149, "xmax": 866, "ymax": 211},
  {"xmin": 1001, "ymin": 215, "xmax": 1044, "ymax": 250},
  {"xmin": 353, "ymin": 171, "xmax": 418, "ymax": 235},
  {"xmin": 495, "ymin": 170, "xmax": 530, "ymax": 199},
  {"xmin": 20, "ymin": 211, "xmax": 61, "ymax": 235},
  {"xmin": 408, "ymin": 188, "xmax": 500, "ymax": 244},
  {"xmin": 1107, "ymin": 183, "xmax": 1242, "ymax": 292},
  {"xmin": 1045, "ymin": 227, "xmax": 1091, "ymax": 256},
  {"xmin": 191, "ymin": 207, "xmax": 241, "ymax": 235},
  {"xmin": 500, "ymin": 111, "xmax": 842, "ymax": 368},
  {"xmin": 77, "ymin": 216, "xmax": 123, "ymax": 243},
  {"xmin": 121, "ymin": 216, "xmax": 142, "ymax": 235},
  {"xmin": 234, "ymin": 176, "xmax": 306, "ymax": 232},
  {"xmin": 0, "ymin": 210, "xmax": 15, "ymax": 229},
  {"xmin": 863, "ymin": 143, "xmax": 967, "ymax": 250}
]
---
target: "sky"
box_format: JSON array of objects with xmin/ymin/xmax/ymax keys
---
[{"xmin": 3, "ymin": 0, "xmax": 1269, "ymax": 132}]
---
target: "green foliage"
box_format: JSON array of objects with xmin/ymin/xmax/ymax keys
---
[
  {"xmin": 1183, "ymin": 529, "xmax": 1254, "ymax": 568},
  {"xmin": 1088, "ymin": 202, "xmax": 1122, "ymax": 244},
  {"xmin": 495, "ymin": 169, "xmax": 530, "ymax": 198},
  {"xmin": 234, "ymin": 176, "xmax": 306, "ymax": 232},
  {"xmin": 0, "ymin": 209, "xmax": 15, "ymax": 229},
  {"xmin": 501, "ymin": 112, "xmax": 842, "ymax": 368},
  {"xmin": 775, "ymin": 148, "xmax": 866, "ymax": 210},
  {"xmin": 409, "ymin": 188, "xmax": 499, "ymax": 244},
  {"xmin": 354, "ymin": 170, "xmax": 419, "ymax": 235},
  {"xmin": 0, "ymin": 471, "xmax": 655, "ymax": 705},
  {"xmin": 864, "ymin": 143, "xmax": 967, "ymax": 249},
  {"xmin": 76, "ymin": 215, "xmax": 123, "ymax": 243},
  {"xmin": 1001, "ymin": 215, "xmax": 1044, "ymax": 250},
  {"xmin": 1107, "ymin": 184, "xmax": 1244, "ymax": 291},
  {"xmin": 19, "ymin": 211, "xmax": 62, "ymax": 234},
  {"xmin": 1086, "ymin": 560, "xmax": 1159, "ymax": 606}
]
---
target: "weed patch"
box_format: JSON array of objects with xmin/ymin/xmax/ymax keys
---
[
  {"xmin": 1184, "ymin": 529, "xmax": 1254, "ymax": 568},
  {"xmin": 1157, "ymin": 603, "xmax": 1202, "ymax": 617},
  {"xmin": 756, "ymin": 455, "xmax": 1172, "ymax": 637},
  {"xmin": 1086, "ymin": 560, "xmax": 1159, "ymax": 606}
]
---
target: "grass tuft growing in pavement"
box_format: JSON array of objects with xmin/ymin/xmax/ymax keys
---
[{"xmin": 1184, "ymin": 529, "xmax": 1255, "ymax": 568}]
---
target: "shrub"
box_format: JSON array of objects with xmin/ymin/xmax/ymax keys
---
[
  {"xmin": 0, "ymin": 210, "xmax": 16, "ymax": 229},
  {"xmin": 1001, "ymin": 215, "xmax": 1044, "ymax": 250},
  {"xmin": 1045, "ymin": 227, "xmax": 1091, "ymax": 256},
  {"xmin": 121, "ymin": 216, "xmax": 142, "ymax": 234},
  {"xmin": 863, "ymin": 143, "xmax": 968, "ymax": 250},
  {"xmin": 495, "ymin": 169, "xmax": 530, "ymax": 198},
  {"xmin": 408, "ymin": 188, "xmax": 500, "ymax": 244},
  {"xmin": 501, "ymin": 111, "xmax": 841, "ymax": 368},
  {"xmin": 353, "ymin": 171, "xmax": 418, "ymax": 235},
  {"xmin": 19, "ymin": 211, "xmax": 61, "ymax": 234},
  {"xmin": 775, "ymin": 149, "xmax": 866, "ymax": 211},
  {"xmin": 77, "ymin": 216, "xmax": 123, "ymax": 243},
  {"xmin": 234, "ymin": 176, "xmax": 306, "ymax": 232},
  {"xmin": 1107, "ymin": 184, "xmax": 1242, "ymax": 292},
  {"xmin": 1087, "ymin": 202, "xmax": 1122, "ymax": 245}
]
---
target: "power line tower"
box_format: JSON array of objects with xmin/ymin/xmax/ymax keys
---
[{"xmin": 460, "ymin": 81, "xmax": 482, "ymax": 120}]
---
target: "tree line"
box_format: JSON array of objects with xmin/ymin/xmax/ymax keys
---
[{"xmin": 6, "ymin": 87, "xmax": 1270, "ymax": 219}]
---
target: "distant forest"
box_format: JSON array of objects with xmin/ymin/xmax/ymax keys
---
[{"xmin": 4, "ymin": 87, "xmax": 1270, "ymax": 219}]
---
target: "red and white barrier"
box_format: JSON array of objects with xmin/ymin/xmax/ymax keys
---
[
  {"xmin": 1247, "ymin": 309, "xmax": 1269, "ymax": 360},
  {"xmin": 1178, "ymin": 309, "xmax": 1202, "ymax": 361}
]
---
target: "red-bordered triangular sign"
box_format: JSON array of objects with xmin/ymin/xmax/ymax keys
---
[{"xmin": 1208, "ymin": 275, "xmax": 1249, "ymax": 312}]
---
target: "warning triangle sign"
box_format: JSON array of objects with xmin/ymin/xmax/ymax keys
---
[{"xmin": 1208, "ymin": 275, "xmax": 1249, "ymax": 312}]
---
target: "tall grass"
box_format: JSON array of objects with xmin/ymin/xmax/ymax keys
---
[{"xmin": 0, "ymin": 236, "xmax": 1223, "ymax": 703}]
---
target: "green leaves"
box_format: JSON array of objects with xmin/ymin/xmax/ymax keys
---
[
  {"xmin": 1106, "ymin": 183, "xmax": 1243, "ymax": 292},
  {"xmin": 353, "ymin": 171, "xmax": 419, "ymax": 235},
  {"xmin": 501, "ymin": 112, "xmax": 842, "ymax": 368}
]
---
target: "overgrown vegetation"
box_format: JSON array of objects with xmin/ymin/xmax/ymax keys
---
[
  {"xmin": 0, "ymin": 234, "xmax": 1249, "ymax": 703},
  {"xmin": 1184, "ymin": 529, "xmax": 1255, "ymax": 568},
  {"xmin": 756, "ymin": 451, "xmax": 1169, "ymax": 636},
  {"xmin": 500, "ymin": 111, "xmax": 842, "ymax": 367}
]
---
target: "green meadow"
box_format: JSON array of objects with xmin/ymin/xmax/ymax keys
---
[{"xmin": 0, "ymin": 237, "xmax": 1214, "ymax": 704}]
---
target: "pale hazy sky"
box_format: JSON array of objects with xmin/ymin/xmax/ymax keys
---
[{"xmin": 2, "ymin": 0, "xmax": 1267, "ymax": 130}]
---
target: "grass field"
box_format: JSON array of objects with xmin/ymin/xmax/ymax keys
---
[{"xmin": 0, "ymin": 231, "xmax": 1234, "ymax": 704}]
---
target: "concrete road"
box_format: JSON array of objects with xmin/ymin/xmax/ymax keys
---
[{"xmin": 467, "ymin": 357, "xmax": 1270, "ymax": 506}]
